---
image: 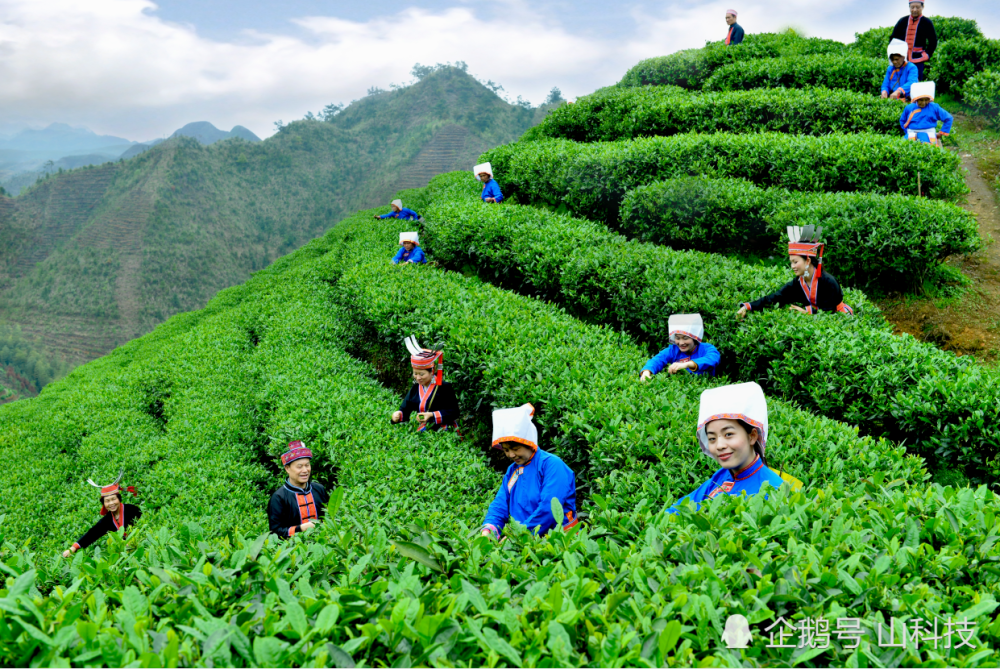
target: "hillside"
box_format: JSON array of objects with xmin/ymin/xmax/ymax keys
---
[{"xmin": 0, "ymin": 67, "xmax": 550, "ymax": 399}]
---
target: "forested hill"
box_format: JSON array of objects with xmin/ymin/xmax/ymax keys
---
[{"xmin": 0, "ymin": 66, "xmax": 552, "ymax": 400}]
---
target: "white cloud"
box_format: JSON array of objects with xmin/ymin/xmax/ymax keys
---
[{"xmin": 0, "ymin": 0, "xmax": 995, "ymax": 140}]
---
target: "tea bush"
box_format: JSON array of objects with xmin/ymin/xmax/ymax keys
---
[
  {"xmin": 419, "ymin": 193, "xmax": 999, "ymax": 479},
  {"xmin": 619, "ymin": 177, "xmax": 980, "ymax": 289},
  {"xmin": 482, "ymin": 134, "xmax": 967, "ymax": 223},
  {"xmin": 703, "ymin": 55, "xmax": 884, "ymax": 93},
  {"xmin": 851, "ymin": 17, "xmax": 983, "ymax": 59},
  {"xmin": 963, "ymin": 71, "xmax": 1000, "ymax": 126},
  {"xmin": 526, "ymin": 87, "xmax": 904, "ymax": 142},
  {"xmin": 930, "ymin": 38, "xmax": 1000, "ymax": 95}
]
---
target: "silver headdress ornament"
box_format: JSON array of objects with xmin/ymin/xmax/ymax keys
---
[
  {"xmin": 87, "ymin": 469, "xmax": 124, "ymax": 490},
  {"xmin": 404, "ymin": 335, "xmax": 423, "ymax": 356},
  {"xmin": 786, "ymin": 225, "xmax": 824, "ymax": 244}
]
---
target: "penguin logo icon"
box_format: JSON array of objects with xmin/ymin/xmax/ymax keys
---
[{"xmin": 722, "ymin": 614, "xmax": 752, "ymax": 649}]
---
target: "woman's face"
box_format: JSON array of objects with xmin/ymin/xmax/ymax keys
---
[
  {"xmin": 391, "ymin": 204, "xmax": 401, "ymax": 212},
  {"xmin": 890, "ymin": 54, "xmax": 906, "ymax": 68},
  {"xmin": 789, "ymin": 254, "xmax": 811, "ymax": 277},
  {"xmin": 917, "ymin": 98, "xmax": 930, "ymax": 108},
  {"xmin": 478, "ymin": 172, "xmax": 491, "ymax": 183},
  {"xmin": 501, "ymin": 442, "xmax": 534, "ymax": 466},
  {"xmin": 402, "ymin": 241, "xmax": 415, "ymax": 251},
  {"xmin": 674, "ymin": 334, "xmax": 695, "ymax": 353},
  {"xmin": 412, "ymin": 366, "xmax": 434, "ymax": 386},
  {"xmin": 103, "ymin": 494, "xmax": 121, "ymax": 514},
  {"xmin": 285, "ymin": 459, "xmax": 311, "ymax": 487},
  {"xmin": 705, "ymin": 419, "xmax": 757, "ymax": 472}
]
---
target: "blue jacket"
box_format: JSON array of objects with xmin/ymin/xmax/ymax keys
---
[
  {"xmin": 391, "ymin": 246, "xmax": 427, "ymax": 264},
  {"xmin": 667, "ymin": 456, "xmax": 784, "ymax": 514},
  {"xmin": 642, "ymin": 342, "xmax": 720, "ymax": 377},
  {"xmin": 882, "ymin": 63, "xmax": 918, "ymax": 96},
  {"xmin": 481, "ymin": 179, "xmax": 504, "ymax": 203},
  {"xmin": 482, "ymin": 448, "xmax": 577, "ymax": 538},
  {"xmin": 726, "ymin": 23, "xmax": 744, "ymax": 46},
  {"xmin": 900, "ymin": 101, "xmax": 953, "ymax": 134},
  {"xmin": 379, "ymin": 208, "xmax": 420, "ymax": 221}
]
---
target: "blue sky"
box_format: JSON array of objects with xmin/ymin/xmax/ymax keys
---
[{"xmin": 0, "ymin": 0, "xmax": 997, "ymax": 141}]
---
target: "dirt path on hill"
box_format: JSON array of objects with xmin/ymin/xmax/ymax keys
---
[{"xmin": 878, "ymin": 150, "xmax": 1000, "ymax": 359}]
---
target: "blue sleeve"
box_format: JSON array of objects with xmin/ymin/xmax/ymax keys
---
[
  {"xmin": 690, "ymin": 343, "xmax": 720, "ymax": 375},
  {"xmin": 732, "ymin": 25, "xmax": 744, "ymax": 45},
  {"xmin": 483, "ymin": 471, "xmax": 512, "ymax": 537},
  {"xmin": 667, "ymin": 479, "xmax": 713, "ymax": 515},
  {"xmin": 938, "ymin": 106, "xmax": 953, "ymax": 133},
  {"xmin": 401, "ymin": 208, "xmax": 419, "ymax": 220},
  {"xmin": 642, "ymin": 346, "xmax": 678, "ymax": 375},
  {"xmin": 899, "ymin": 105, "xmax": 911, "ymax": 132},
  {"xmin": 391, "ymin": 247, "xmax": 405, "ymax": 264},
  {"xmin": 521, "ymin": 457, "xmax": 576, "ymax": 536},
  {"xmin": 379, "ymin": 211, "xmax": 396, "ymax": 219},
  {"xmin": 406, "ymin": 247, "xmax": 427, "ymax": 264},
  {"xmin": 482, "ymin": 180, "xmax": 504, "ymax": 203},
  {"xmin": 901, "ymin": 65, "xmax": 918, "ymax": 95},
  {"xmin": 881, "ymin": 66, "xmax": 893, "ymax": 93}
]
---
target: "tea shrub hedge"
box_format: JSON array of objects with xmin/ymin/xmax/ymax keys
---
[
  {"xmin": 619, "ymin": 176, "xmax": 980, "ymax": 288},
  {"xmin": 930, "ymin": 38, "xmax": 1000, "ymax": 95},
  {"xmin": 419, "ymin": 193, "xmax": 1000, "ymax": 479},
  {"xmin": 482, "ymin": 134, "xmax": 967, "ymax": 223},
  {"xmin": 964, "ymin": 70, "xmax": 1000, "ymax": 126},
  {"xmin": 851, "ymin": 17, "xmax": 983, "ymax": 59},
  {"xmin": 524, "ymin": 87, "xmax": 904, "ymax": 142},
  {"xmin": 703, "ymin": 55, "xmax": 884, "ymax": 93}
]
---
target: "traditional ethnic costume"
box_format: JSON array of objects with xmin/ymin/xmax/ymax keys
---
[
  {"xmin": 397, "ymin": 335, "xmax": 459, "ymax": 432},
  {"xmin": 740, "ymin": 225, "xmax": 854, "ymax": 316},
  {"xmin": 642, "ymin": 313, "xmax": 721, "ymax": 377},
  {"xmin": 379, "ymin": 199, "xmax": 421, "ymax": 221},
  {"xmin": 900, "ymin": 82, "xmax": 953, "ymax": 145},
  {"xmin": 71, "ymin": 471, "xmax": 141, "ymax": 552},
  {"xmin": 724, "ymin": 11, "xmax": 744, "ymax": 46},
  {"xmin": 667, "ymin": 382, "xmax": 789, "ymax": 514},
  {"xmin": 474, "ymin": 162, "xmax": 504, "ymax": 204},
  {"xmin": 482, "ymin": 404, "xmax": 578, "ymax": 538},
  {"xmin": 882, "ymin": 39, "xmax": 919, "ymax": 99},
  {"xmin": 890, "ymin": 4, "xmax": 937, "ymax": 79},
  {"xmin": 392, "ymin": 231, "xmax": 427, "ymax": 264},
  {"xmin": 268, "ymin": 442, "xmax": 329, "ymax": 539}
]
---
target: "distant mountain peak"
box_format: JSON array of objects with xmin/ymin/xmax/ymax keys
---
[{"xmin": 169, "ymin": 122, "xmax": 260, "ymax": 145}]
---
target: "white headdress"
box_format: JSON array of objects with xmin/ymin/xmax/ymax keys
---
[
  {"xmin": 491, "ymin": 403, "xmax": 538, "ymax": 450},
  {"xmin": 668, "ymin": 313, "xmax": 704, "ymax": 344},
  {"xmin": 887, "ymin": 38, "xmax": 909, "ymax": 62},
  {"xmin": 399, "ymin": 231, "xmax": 419, "ymax": 246},
  {"xmin": 696, "ymin": 382, "xmax": 769, "ymax": 456},
  {"xmin": 473, "ymin": 162, "xmax": 493, "ymax": 179},
  {"xmin": 910, "ymin": 81, "xmax": 935, "ymax": 101},
  {"xmin": 391, "ymin": 199, "xmax": 403, "ymax": 209}
]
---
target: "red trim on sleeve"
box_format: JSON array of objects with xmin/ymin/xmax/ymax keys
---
[{"xmin": 72, "ymin": 542, "xmax": 80, "ymax": 550}]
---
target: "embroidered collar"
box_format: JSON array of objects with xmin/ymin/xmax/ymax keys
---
[
  {"xmin": 110, "ymin": 505, "xmax": 125, "ymax": 530},
  {"xmin": 284, "ymin": 480, "xmax": 313, "ymax": 494},
  {"xmin": 417, "ymin": 382, "xmax": 436, "ymax": 411},
  {"xmin": 731, "ymin": 455, "xmax": 764, "ymax": 482},
  {"xmin": 798, "ymin": 269, "xmax": 821, "ymax": 309}
]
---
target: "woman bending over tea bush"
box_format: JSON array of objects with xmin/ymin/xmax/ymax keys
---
[
  {"xmin": 63, "ymin": 471, "xmax": 141, "ymax": 557},
  {"xmin": 481, "ymin": 404, "xmax": 578, "ymax": 539},
  {"xmin": 391, "ymin": 336, "xmax": 459, "ymax": 432},
  {"xmin": 391, "ymin": 231, "xmax": 427, "ymax": 265},
  {"xmin": 668, "ymin": 382, "xmax": 799, "ymax": 513},
  {"xmin": 737, "ymin": 225, "xmax": 853, "ymax": 318},
  {"xmin": 640, "ymin": 313, "xmax": 720, "ymax": 380}
]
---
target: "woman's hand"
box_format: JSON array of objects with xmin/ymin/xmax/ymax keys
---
[
  {"xmin": 485, "ymin": 197, "xmax": 496, "ymax": 203},
  {"xmin": 668, "ymin": 360, "xmax": 696, "ymax": 374},
  {"xmin": 736, "ymin": 306, "xmax": 747, "ymax": 320},
  {"xmin": 639, "ymin": 370, "xmax": 652, "ymax": 382},
  {"xmin": 789, "ymin": 305, "xmax": 809, "ymax": 314},
  {"xmin": 300, "ymin": 521, "xmax": 316, "ymax": 531},
  {"xmin": 391, "ymin": 411, "xmax": 403, "ymax": 423},
  {"xmin": 481, "ymin": 529, "xmax": 495, "ymax": 539},
  {"xmin": 62, "ymin": 546, "xmax": 76, "ymax": 558},
  {"xmin": 416, "ymin": 412, "xmax": 434, "ymax": 423},
  {"xmin": 881, "ymin": 90, "xmax": 889, "ymax": 99}
]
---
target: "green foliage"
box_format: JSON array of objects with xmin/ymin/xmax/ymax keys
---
[
  {"xmin": 703, "ymin": 55, "xmax": 883, "ymax": 93},
  {"xmin": 619, "ymin": 177, "xmax": 980, "ymax": 289},
  {"xmin": 0, "ymin": 323, "xmax": 69, "ymax": 395},
  {"xmin": 931, "ymin": 38, "xmax": 1000, "ymax": 96},
  {"xmin": 851, "ymin": 16, "xmax": 984, "ymax": 59},
  {"xmin": 619, "ymin": 32, "xmax": 847, "ymax": 89},
  {"xmin": 963, "ymin": 70, "xmax": 1000, "ymax": 126},
  {"xmin": 850, "ymin": 26, "xmax": 894, "ymax": 59},
  {"xmin": 483, "ymin": 133, "xmax": 967, "ymax": 224},
  {"xmin": 528, "ymin": 87, "xmax": 904, "ymax": 142},
  {"xmin": 418, "ymin": 189, "xmax": 999, "ymax": 480}
]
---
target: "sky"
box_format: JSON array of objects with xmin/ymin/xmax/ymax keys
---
[{"xmin": 0, "ymin": 0, "xmax": 997, "ymax": 141}]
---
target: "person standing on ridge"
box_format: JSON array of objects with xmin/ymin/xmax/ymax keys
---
[
  {"xmin": 391, "ymin": 336, "xmax": 459, "ymax": 432},
  {"xmin": 882, "ymin": 39, "xmax": 919, "ymax": 100},
  {"xmin": 474, "ymin": 162, "xmax": 504, "ymax": 203},
  {"xmin": 890, "ymin": 1, "xmax": 937, "ymax": 80},
  {"xmin": 736, "ymin": 225, "xmax": 854, "ymax": 318},
  {"xmin": 268, "ymin": 442, "xmax": 329, "ymax": 539},
  {"xmin": 374, "ymin": 199, "xmax": 421, "ymax": 221},
  {"xmin": 63, "ymin": 471, "xmax": 141, "ymax": 557},
  {"xmin": 640, "ymin": 313, "xmax": 721, "ymax": 380},
  {"xmin": 392, "ymin": 231, "xmax": 427, "ymax": 264},
  {"xmin": 481, "ymin": 404, "xmax": 578, "ymax": 540},
  {"xmin": 725, "ymin": 10, "xmax": 744, "ymax": 46}
]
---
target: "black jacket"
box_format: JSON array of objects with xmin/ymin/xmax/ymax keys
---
[
  {"xmin": 73, "ymin": 504, "xmax": 142, "ymax": 550},
  {"xmin": 891, "ymin": 15, "xmax": 938, "ymax": 59},
  {"xmin": 726, "ymin": 23, "xmax": 745, "ymax": 46},
  {"xmin": 398, "ymin": 381, "xmax": 459, "ymax": 431},
  {"xmin": 268, "ymin": 480, "xmax": 328, "ymax": 539},
  {"xmin": 744, "ymin": 271, "xmax": 847, "ymax": 314}
]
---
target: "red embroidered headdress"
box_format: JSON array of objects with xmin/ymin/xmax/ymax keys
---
[
  {"xmin": 404, "ymin": 335, "xmax": 443, "ymax": 386},
  {"xmin": 281, "ymin": 441, "xmax": 313, "ymax": 466},
  {"xmin": 787, "ymin": 225, "xmax": 824, "ymax": 264},
  {"xmin": 87, "ymin": 470, "xmax": 137, "ymax": 515}
]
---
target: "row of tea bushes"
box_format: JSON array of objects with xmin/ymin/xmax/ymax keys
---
[
  {"xmin": 483, "ymin": 133, "xmax": 967, "ymax": 224},
  {"xmin": 524, "ymin": 86, "xmax": 904, "ymax": 142},
  {"xmin": 619, "ymin": 176, "xmax": 979, "ymax": 289},
  {"xmin": 703, "ymin": 55, "xmax": 884, "ymax": 93},
  {"xmin": 418, "ymin": 193, "xmax": 999, "ymax": 480}
]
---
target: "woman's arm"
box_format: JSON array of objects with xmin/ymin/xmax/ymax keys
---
[
  {"xmin": 482, "ymin": 475, "xmax": 511, "ymax": 538},
  {"xmin": 73, "ymin": 515, "xmax": 114, "ymax": 551},
  {"xmin": 690, "ymin": 343, "xmax": 721, "ymax": 374},
  {"xmin": 641, "ymin": 346, "xmax": 677, "ymax": 376},
  {"xmin": 429, "ymin": 384, "xmax": 459, "ymax": 426}
]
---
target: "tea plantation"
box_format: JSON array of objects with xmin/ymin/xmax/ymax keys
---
[{"xmin": 3, "ymin": 19, "xmax": 1000, "ymax": 669}]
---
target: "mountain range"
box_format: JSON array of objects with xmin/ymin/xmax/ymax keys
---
[{"xmin": 0, "ymin": 66, "xmax": 555, "ymax": 401}]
